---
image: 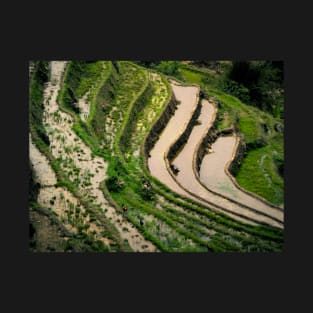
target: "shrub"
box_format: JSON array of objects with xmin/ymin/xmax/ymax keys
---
[
  {"xmin": 221, "ymin": 79, "xmax": 250, "ymax": 104},
  {"xmin": 105, "ymin": 176, "xmax": 125, "ymax": 192}
]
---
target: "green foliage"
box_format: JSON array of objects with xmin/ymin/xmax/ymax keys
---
[
  {"xmin": 139, "ymin": 181, "xmax": 155, "ymax": 201},
  {"xmin": 220, "ymin": 79, "xmax": 250, "ymax": 104},
  {"xmin": 119, "ymin": 82, "xmax": 153, "ymax": 153},
  {"xmin": 90, "ymin": 64, "xmax": 118, "ymax": 137},
  {"xmin": 105, "ymin": 175, "xmax": 125, "ymax": 193},
  {"xmin": 66, "ymin": 61, "xmax": 105, "ymax": 98},
  {"xmin": 29, "ymin": 61, "xmax": 51, "ymax": 146},
  {"xmin": 273, "ymin": 155, "xmax": 284, "ymax": 178},
  {"xmin": 64, "ymin": 236, "xmax": 109, "ymax": 252},
  {"xmin": 179, "ymin": 68, "xmax": 203, "ymax": 84},
  {"xmin": 226, "ymin": 61, "xmax": 284, "ymax": 117},
  {"xmin": 63, "ymin": 87, "xmax": 79, "ymax": 113},
  {"xmin": 154, "ymin": 61, "xmax": 180, "ymax": 76},
  {"xmin": 236, "ymin": 145, "xmax": 284, "ymax": 205},
  {"xmin": 61, "ymin": 61, "xmax": 108, "ymax": 115},
  {"xmin": 135, "ymin": 61, "xmax": 182, "ymax": 77}
]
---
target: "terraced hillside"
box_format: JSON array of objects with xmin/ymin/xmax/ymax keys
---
[{"xmin": 29, "ymin": 60, "xmax": 284, "ymax": 252}]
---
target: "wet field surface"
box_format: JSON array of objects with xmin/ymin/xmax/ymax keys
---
[{"xmin": 149, "ymin": 83, "xmax": 283, "ymax": 228}]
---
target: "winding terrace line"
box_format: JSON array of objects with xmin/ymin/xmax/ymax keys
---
[
  {"xmin": 148, "ymin": 82, "xmax": 254, "ymax": 225},
  {"xmin": 40, "ymin": 61, "xmax": 157, "ymax": 252},
  {"xmin": 170, "ymin": 97, "xmax": 283, "ymax": 227},
  {"xmin": 198, "ymin": 134, "xmax": 283, "ymax": 217},
  {"xmin": 149, "ymin": 81, "xmax": 283, "ymax": 228}
]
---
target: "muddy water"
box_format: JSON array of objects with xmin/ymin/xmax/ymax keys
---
[
  {"xmin": 40, "ymin": 61, "xmax": 157, "ymax": 252},
  {"xmin": 148, "ymin": 83, "xmax": 257, "ymax": 226},
  {"xmin": 149, "ymin": 84, "xmax": 282, "ymax": 228},
  {"xmin": 172, "ymin": 99, "xmax": 214, "ymax": 184},
  {"xmin": 200, "ymin": 136, "xmax": 238, "ymax": 197},
  {"xmin": 172, "ymin": 99, "xmax": 283, "ymax": 227},
  {"xmin": 148, "ymin": 82, "xmax": 199, "ymax": 195},
  {"xmin": 200, "ymin": 135, "xmax": 283, "ymax": 218}
]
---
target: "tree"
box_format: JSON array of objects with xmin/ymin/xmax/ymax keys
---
[
  {"xmin": 225, "ymin": 61, "xmax": 283, "ymax": 117},
  {"xmin": 154, "ymin": 61, "xmax": 179, "ymax": 76}
]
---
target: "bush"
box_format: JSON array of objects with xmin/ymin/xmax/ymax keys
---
[
  {"xmin": 63, "ymin": 87, "xmax": 79, "ymax": 113},
  {"xmin": 224, "ymin": 61, "xmax": 284, "ymax": 116},
  {"xmin": 154, "ymin": 61, "xmax": 180, "ymax": 76},
  {"xmin": 29, "ymin": 61, "xmax": 51, "ymax": 146},
  {"xmin": 139, "ymin": 184, "xmax": 155, "ymax": 201},
  {"xmin": 105, "ymin": 176, "xmax": 124, "ymax": 192},
  {"xmin": 246, "ymin": 137, "xmax": 268, "ymax": 150},
  {"xmin": 273, "ymin": 156, "xmax": 284, "ymax": 178},
  {"xmin": 221, "ymin": 79, "xmax": 250, "ymax": 104}
]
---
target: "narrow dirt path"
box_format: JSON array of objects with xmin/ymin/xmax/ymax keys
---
[{"xmin": 40, "ymin": 61, "xmax": 157, "ymax": 252}]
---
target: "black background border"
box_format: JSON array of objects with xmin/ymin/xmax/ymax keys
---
[{"xmin": 2, "ymin": 2, "xmax": 312, "ymax": 310}]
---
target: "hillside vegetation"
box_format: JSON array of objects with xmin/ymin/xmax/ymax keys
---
[{"xmin": 29, "ymin": 60, "xmax": 284, "ymax": 252}]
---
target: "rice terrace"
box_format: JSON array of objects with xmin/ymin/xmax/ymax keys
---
[{"xmin": 29, "ymin": 60, "xmax": 284, "ymax": 252}]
